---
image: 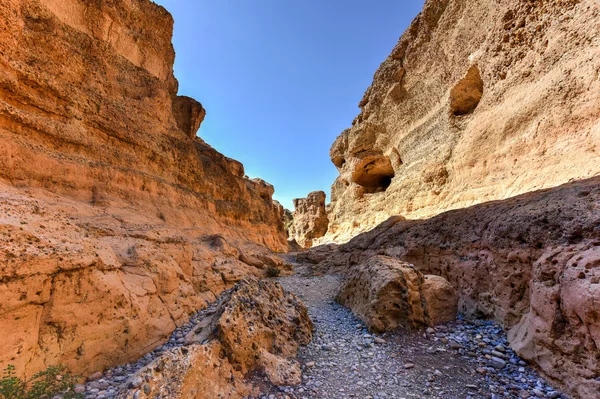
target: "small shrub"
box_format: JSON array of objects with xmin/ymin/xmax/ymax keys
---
[
  {"xmin": 0, "ymin": 364, "xmax": 83, "ymax": 399},
  {"xmin": 266, "ymin": 266, "xmax": 281, "ymax": 278}
]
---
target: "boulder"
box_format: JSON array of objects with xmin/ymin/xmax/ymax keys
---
[
  {"xmin": 421, "ymin": 275, "xmax": 459, "ymax": 325},
  {"xmin": 309, "ymin": 176, "xmax": 600, "ymax": 399},
  {"xmin": 117, "ymin": 278, "xmax": 312, "ymax": 399},
  {"xmin": 336, "ymin": 255, "xmax": 457, "ymax": 332}
]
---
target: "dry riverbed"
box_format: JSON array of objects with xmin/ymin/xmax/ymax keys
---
[
  {"xmin": 249, "ymin": 265, "xmax": 565, "ymax": 399},
  {"xmin": 81, "ymin": 263, "xmax": 566, "ymax": 399}
]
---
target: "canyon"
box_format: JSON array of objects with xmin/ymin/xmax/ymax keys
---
[{"xmin": 1, "ymin": 0, "xmax": 599, "ymax": 398}]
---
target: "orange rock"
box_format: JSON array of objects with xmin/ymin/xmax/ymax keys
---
[
  {"xmin": 0, "ymin": 0, "xmax": 287, "ymax": 379},
  {"xmin": 336, "ymin": 255, "xmax": 457, "ymax": 332},
  {"xmin": 290, "ymin": 191, "xmax": 329, "ymax": 248},
  {"xmin": 116, "ymin": 278, "xmax": 312, "ymax": 399}
]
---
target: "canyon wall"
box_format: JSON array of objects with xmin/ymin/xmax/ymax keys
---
[
  {"xmin": 289, "ymin": 191, "xmax": 329, "ymax": 248},
  {"xmin": 0, "ymin": 0, "xmax": 287, "ymax": 377},
  {"xmin": 304, "ymin": 176, "xmax": 600, "ymax": 398},
  {"xmin": 325, "ymin": 0, "xmax": 600, "ymax": 243}
]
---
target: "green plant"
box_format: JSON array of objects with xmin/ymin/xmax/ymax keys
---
[
  {"xmin": 1, "ymin": 365, "xmax": 24, "ymax": 399},
  {"xmin": 0, "ymin": 364, "xmax": 83, "ymax": 399},
  {"xmin": 266, "ymin": 265, "xmax": 281, "ymax": 278}
]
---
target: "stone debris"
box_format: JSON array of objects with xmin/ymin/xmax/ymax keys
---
[
  {"xmin": 244, "ymin": 265, "xmax": 566, "ymax": 399},
  {"xmin": 81, "ymin": 278, "xmax": 311, "ymax": 399},
  {"xmin": 305, "ymin": 175, "xmax": 600, "ymax": 398}
]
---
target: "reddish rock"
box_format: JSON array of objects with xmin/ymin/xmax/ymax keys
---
[{"xmin": 0, "ymin": 0, "xmax": 286, "ymax": 379}]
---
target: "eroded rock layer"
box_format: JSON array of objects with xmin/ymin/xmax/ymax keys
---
[
  {"xmin": 325, "ymin": 0, "xmax": 600, "ymax": 243},
  {"xmin": 0, "ymin": 0, "xmax": 287, "ymax": 377},
  {"xmin": 116, "ymin": 278, "xmax": 312, "ymax": 399},
  {"xmin": 306, "ymin": 177, "xmax": 600, "ymax": 399},
  {"xmin": 336, "ymin": 255, "xmax": 457, "ymax": 332}
]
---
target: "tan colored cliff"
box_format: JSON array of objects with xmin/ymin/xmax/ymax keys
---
[
  {"xmin": 289, "ymin": 191, "xmax": 329, "ymax": 248},
  {"xmin": 325, "ymin": 0, "xmax": 600, "ymax": 243},
  {"xmin": 303, "ymin": 176, "xmax": 600, "ymax": 399},
  {"xmin": 0, "ymin": 0, "xmax": 287, "ymax": 378}
]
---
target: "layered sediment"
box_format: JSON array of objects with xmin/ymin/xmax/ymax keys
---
[
  {"xmin": 325, "ymin": 0, "xmax": 600, "ymax": 243},
  {"xmin": 0, "ymin": 0, "xmax": 287, "ymax": 378}
]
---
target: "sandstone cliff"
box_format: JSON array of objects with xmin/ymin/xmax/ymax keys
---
[
  {"xmin": 303, "ymin": 176, "xmax": 600, "ymax": 398},
  {"xmin": 289, "ymin": 191, "xmax": 329, "ymax": 248},
  {"xmin": 0, "ymin": 0, "xmax": 287, "ymax": 378},
  {"xmin": 325, "ymin": 0, "xmax": 600, "ymax": 243}
]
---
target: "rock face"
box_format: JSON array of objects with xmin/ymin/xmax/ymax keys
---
[
  {"xmin": 325, "ymin": 0, "xmax": 600, "ymax": 243},
  {"xmin": 336, "ymin": 255, "xmax": 457, "ymax": 332},
  {"xmin": 0, "ymin": 0, "xmax": 287, "ymax": 378},
  {"xmin": 289, "ymin": 191, "xmax": 329, "ymax": 248},
  {"xmin": 309, "ymin": 176, "xmax": 600, "ymax": 399},
  {"xmin": 116, "ymin": 278, "xmax": 312, "ymax": 399}
]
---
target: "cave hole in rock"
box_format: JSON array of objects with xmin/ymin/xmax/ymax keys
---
[{"xmin": 352, "ymin": 154, "xmax": 395, "ymax": 193}]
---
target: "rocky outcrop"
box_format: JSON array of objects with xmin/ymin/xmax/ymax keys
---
[
  {"xmin": 0, "ymin": 0, "xmax": 287, "ymax": 378},
  {"xmin": 336, "ymin": 255, "xmax": 457, "ymax": 332},
  {"xmin": 116, "ymin": 278, "xmax": 312, "ymax": 399},
  {"xmin": 289, "ymin": 191, "xmax": 329, "ymax": 248},
  {"xmin": 307, "ymin": 176, "xmax": 600, "ymax": 398},
  {"xmin": 325, "ymin": 0, "xmax": 600, "ymax": 243}
]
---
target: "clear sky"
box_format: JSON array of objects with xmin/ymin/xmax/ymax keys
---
[{"xmin": 152, "ymin": 1, "xmax": 424, "ymax": 210}]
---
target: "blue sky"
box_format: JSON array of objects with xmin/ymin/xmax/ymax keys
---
[{"xmin": 153, "ymin": 1, "xmax": 424, "ymax": 210}]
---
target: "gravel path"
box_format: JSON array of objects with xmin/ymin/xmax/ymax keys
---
[
  {"xmin": 250, "ymin": 262, "xmax": 566, "ymax": 399},
  {"xmin": 80, "ymin": 261, "xmax": 566, "ymax": 399}
]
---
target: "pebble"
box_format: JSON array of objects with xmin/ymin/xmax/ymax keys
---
[
  {"xmin": 87, "ymin": 371, "xmax": 103, "ymax": 382},
  {"xmin": 490, "ymin": 357, "xmax": 507, "ymax": 369},
  {"xmin": 129, "ymin": 377, "xmax": 143, "ymax": 389}
]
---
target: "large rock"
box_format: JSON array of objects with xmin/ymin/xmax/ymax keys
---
[
  {"xmin": 310, "ymin": 176, "xmax": 600, "ymax": 399},
  {"xmin": 324, "ymin": 0, "xmax": 600, "ymax": 243},
  {"xmin": 336, "ymin": 255, "xmax": 457, "ymax": 332},
  {"xmin": 421, "ymin": 275, "xmax": 458, "ymax": 326},
  {"xmin": 289, "ymin": 191, "xmax": 329, "ymax": 248},
  {"xmin": 116, "ymin": 278, "xmax": 312, "ymax": 399},
  {"xmin": 0, "ymin": 0, "xmax": 287, "ymax": 378}
]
